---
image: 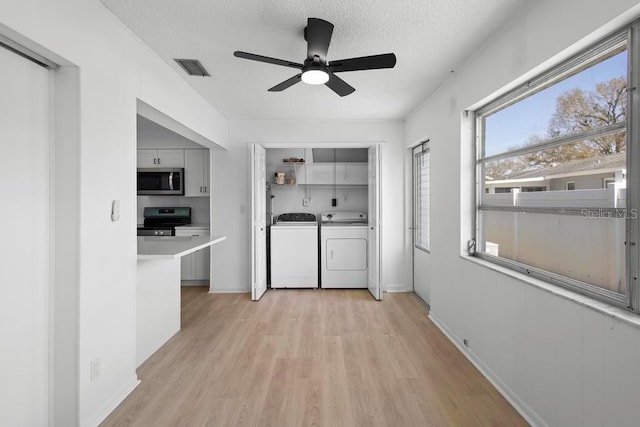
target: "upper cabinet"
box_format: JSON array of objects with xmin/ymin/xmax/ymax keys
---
[
  {"xmin": 292, "ymin": 163, "xmax": 367, "ymax": 186},
  {"xmin": 184, "ymin": 149, "xmax": 210, "ymax": 197},
  {"xmin": 137, "ymin": 149, "xmax": 184, "ymax": 168},
  {"xmin": 335, "ymin": 163, "xmax": 368, "ymax": 185}
]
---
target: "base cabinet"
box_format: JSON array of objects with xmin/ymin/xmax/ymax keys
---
[{"xmin": 175, "ymin": 227, "xmax": 210, "ymax": 281}]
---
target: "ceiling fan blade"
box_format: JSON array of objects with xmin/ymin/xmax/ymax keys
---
[
  {"xmin": 328, "ymin": 53, "xmax": 396, "ymax": 73},
  {"xmin": 306, "ymin": 18, "xmax": 334, "ymax": 61},
  {"xmin": 233, "ymin": 51, "xmax": 303, "ymax": 69},
  {"xmin": 268, "ymin": 74, "xmax": 302, "ymax": 92},
  {"xmin": 325, "ymin": 73, "xmax": 355, "ymax": 97}
]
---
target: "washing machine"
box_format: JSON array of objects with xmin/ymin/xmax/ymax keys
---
[
  {"xmin": 270, "ymin": 213, "xmax": 318, "ymax": 288},
  {"xmin": 321, "ymin": 211, "xmax": 368, "ymax": 288}
]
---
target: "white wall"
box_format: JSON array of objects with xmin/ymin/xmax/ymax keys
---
[
  {"xmin": 210, "ymin": 120, "xmax": 408, "ymax": 293},
  {"xmin": 0, "ymin": 1, "xmax": 227, "ymax": 425},
  {"xmin": 405, "ymin": 0, "xmax": 640, "ymax": 425}
]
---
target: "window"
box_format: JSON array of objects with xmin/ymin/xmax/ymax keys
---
[
  {"xmin": 414, "ymin": 142, "xmax": 430, "ymax": 251},
  {"xmin": 473, "ymin": 27, "xmax": 638, "ymax": 311}
]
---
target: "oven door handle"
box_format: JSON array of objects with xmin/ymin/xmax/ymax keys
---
[{"xmin": 169, "ymin": 172, "xmax": 174, "ymax": 191}]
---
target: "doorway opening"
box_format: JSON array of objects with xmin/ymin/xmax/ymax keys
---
[{"xmin": 250, "ymin": 143, "xmax": 382, "ymax": 301}]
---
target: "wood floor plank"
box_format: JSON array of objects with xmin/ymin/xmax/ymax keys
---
[{"xmin": 101, "ymin": 287, "xmax": 527, "ymax": 427}]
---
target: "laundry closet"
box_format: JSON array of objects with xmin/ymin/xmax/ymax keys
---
[{"xmin": 258, "ymin": 146, "xmax": 379, "ymax": 297}]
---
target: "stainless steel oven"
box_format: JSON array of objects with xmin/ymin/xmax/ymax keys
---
[
  {"xmin": 137, "ymin": 207, "xmax": 192, "ymax": 236},
  {"xmin": 137, "ymin": 168, "xmax": 184, "ymax": 195}
]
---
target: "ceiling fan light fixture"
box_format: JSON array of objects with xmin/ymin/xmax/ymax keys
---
[{"xmin": 301, "ymin": 69, "xmax": 329, "ymax": 85}]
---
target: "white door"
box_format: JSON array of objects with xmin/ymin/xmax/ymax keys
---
[
  {"xmin": 368, "ymin": 145, "xmax": 382, "ymax": 300},
  {"xmin": 0, "ymin": 46, "xmax": 50, "ymax": 426},
  {"xmin": 251, "ymin": 144, "xmax": 267, "ymax": 300},
  {"xmin": 412, "ymin": 143, "xmax": 431, "ymax": 304}
]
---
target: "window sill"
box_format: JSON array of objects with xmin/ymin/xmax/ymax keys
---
[{"xmin": 460, "ymin": 254, "xmax": 640, "ymax": 329}]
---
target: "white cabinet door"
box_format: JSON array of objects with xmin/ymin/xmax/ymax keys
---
[
  {"xmin": 334, "ymin": 163, "xmax": 367, "ymax": 185},
  {"xmin": 304, "ymin": 163, "xmax": 335, "ymax": 185},
  {"xmin": 184, "ymin": 149, "xmax": 210, "ymax": 197},
  {"xmin": 137, "ymin": 149, "xmax": 184, "ymax": 168},
  {"xmin": 347, "ymin": 163, "xmax": 368, "ymax": 185},
  {"xmin": 157, "ymin": 149, "xmax": 184, "ymax": 167},
  {"xmin": 175, "ymin": 228, "xmax": 210, "ymax": 281},
  {"xmin": 137, "ymin": 149, "xmax": 157, "ymax": 168},
  {"xmin": 180, "ymin": 253, "xmax": 195, "ymax": 280},
  {"xmin": 184, "ymin": 149, "xmax": 205, "ymax": 197},
  {"xmin": 194, "ymin": 247, "xmax": 211, "ymax": 279},
  {"xmin": 203, "ymin": 150, "xmax": 210, "ymax": 196}
]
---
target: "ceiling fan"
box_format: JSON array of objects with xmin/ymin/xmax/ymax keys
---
[{"xmin": 233, "ymin": 18, "xmax": 396, "ymax": 97}]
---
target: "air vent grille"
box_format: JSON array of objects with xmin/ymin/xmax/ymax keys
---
[{"xmin": 174, "ymin": 59, "xmax": 210, "ymax": 77}]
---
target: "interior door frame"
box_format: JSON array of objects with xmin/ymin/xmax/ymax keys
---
[
  {"xmin": 250, "ymin": 141, "xmax": 383, "ymax": 299},
  {"xmin": 409, "ymin": 137, "xmax": 431, "ymax": 305}
]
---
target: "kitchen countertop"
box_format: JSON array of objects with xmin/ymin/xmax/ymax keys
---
[{"xmin": 137, "ymin": 235, "xmax": 226, "ymax": 260}]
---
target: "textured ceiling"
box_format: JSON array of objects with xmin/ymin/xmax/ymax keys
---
[{"xmin": 100, "ymin": 0, "xmax": 531, "ymax": 120}]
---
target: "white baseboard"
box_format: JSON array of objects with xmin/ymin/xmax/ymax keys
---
[
  {"xmin": 181, "ymin": 281, "xmax": 209, "ymax": 287},
  {"xmin": 208, "ymin": 287, "xmax": 250, "ymax": 294},
  {"xmin": 83, "ymin": 375, "xmax": 140, "ymax": 427},
  {"xmin": 385, "ymin": 284, "xmax": 412, "ymax": 293},
  {"xmin": 428, "ymin": 313, "xmax": 546, "ymax": 427}
]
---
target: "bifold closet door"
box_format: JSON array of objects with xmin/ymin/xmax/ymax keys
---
[{"xmin": 0, "ymin": 46, "xmax": 51, "ymax": 425}]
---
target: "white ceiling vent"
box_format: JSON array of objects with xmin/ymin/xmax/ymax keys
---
[{"xmin": 174, "ymin": 59, "xmax": 210, "ymax": 77}]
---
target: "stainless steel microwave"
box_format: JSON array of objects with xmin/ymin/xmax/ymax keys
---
[{"xmin": 137, "ymin": 168, "xmax": 184, "ymax": 195}]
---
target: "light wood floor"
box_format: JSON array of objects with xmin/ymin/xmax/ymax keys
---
[{"xmin": 102, "ymin": 288, "xmax": 526, "ymax": 426}]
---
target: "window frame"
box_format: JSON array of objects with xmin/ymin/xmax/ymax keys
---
[
  {"xmin": 413, "ymin": 141, "xmax": 431, "ymax": 253},
  {"xmin": 471, "ymin": 24, "xmax": 639, "ymax": 312}
]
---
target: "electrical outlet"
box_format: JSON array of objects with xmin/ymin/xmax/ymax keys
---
[
  {"xmin": 302, "ymin": 198, "xmax": 310, "ymax": 207},
  {"xmin": 90, "ymin": 357, "xmax": 101, "ymax": 382}
]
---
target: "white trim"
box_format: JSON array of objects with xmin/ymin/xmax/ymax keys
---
[
  {"xmin": 461, "ymin": 255, "xmax": 640, "ymax": 329},
  {"xmin": 208, "ymin": 288, "xmax": 250, "ymax": 294},
  {"xmin": 428, "ymin": 314, "xmax": 546, "ymax": 427},
  {"xmin": 83, "ymin": 376, "xmax": 140, "ymax": 427},
  {"xmin": 385, "ymin": 284, "xmax": 412, "ymax": 293},
  {"xmin": 258, "ymin": 141, "xmax": 384, "ymax": 149},
  {"xmin": 137, "ymin": 100, "xmax": 225, "ymax": 151}
]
